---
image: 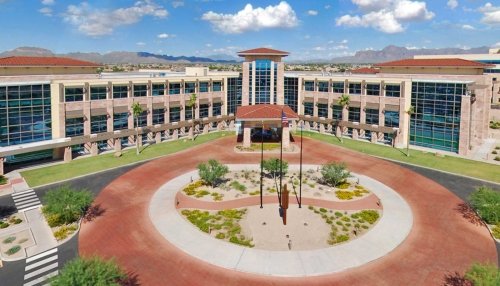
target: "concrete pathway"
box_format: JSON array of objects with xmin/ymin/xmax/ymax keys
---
[{"xmin": 78, "ymin": 136, "xmax": 497, "ymax": 286}]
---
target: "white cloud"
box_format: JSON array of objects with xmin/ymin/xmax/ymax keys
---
[
  {"xmin": 307, "ymin": 10, "xmax": 318, "ymax": 16},
  {"xmin": 172, "ymin": 1, "xmax": 184, "ymax": 8},
  {"xmin": 447, "ymin": 0, "xmax": 458, "ymax": 9},
  {"xmin": 330, "ymin": 44, "xmax": 349, "ymax": 50},
  {"xmin": 157, "ymin": 33, "xmax": 175, "ymax": 38},
  {"xmin": 479, "ymin": 3, "xmax": 500, "ymax": 25},
  {"xmin": 304, "ymin": 34, "xmax": 311, "ymax": 39},
  {"xmin": 202, "ymin": 1, "xmax": 298, "ymax": 34},
  {"xmin": 136, "ymin": 42, "xmax": 146, "ymax": 46},
  {"xmin": 336, "ymin": 0, "xmax": 434, "ymax": 33},
  {"xmin": 39, "ymin": 7, "xmax": 52, "ymax": 16},
  {"xmin": 63, "ymin": 1, "xmax": 168, "ymax": 37},
  {"xmin": 325, "ymin": 5, "xmax": 331, "ymax": 10},
  {"xmin": 205, "ymin": 43, "xmax": 212, "ymax": 47},
  {"xmin": 494, "ymin": 42, "xmax": 500, "ymax": 47},
  {"xmin": 211, "ymin": 46, "xmax": 242, "ymax": 55},
  {"xmin": 461, "ymin": 24, "xmax": 475, "ymax": 30},
  {"xmin": 313, "ymin": 46, "xmax": 325, "ymax": 51},
  {"xmin": 456, "ymin": 44, "xmax": 471, "ymax": 50},
  {"xmin": 341, "ymin": 39, "xmax": 348, "ymax": 44},
  {"xmin": 41, "ymin": 0, "xmax": 54, "ymax": 5}
]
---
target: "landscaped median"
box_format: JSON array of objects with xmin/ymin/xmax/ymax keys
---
[
  {"xmin": 295, "ymin": 131, "xmax": 500, "ymax": 183},
  {"xmin": 21, "ymin": 131, "xmax": 235, "ymax": 187}
]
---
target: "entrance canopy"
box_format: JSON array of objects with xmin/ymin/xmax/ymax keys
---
[{"xmin": 235, "ymin": 104, "xmax": 298, "ymax": 124}]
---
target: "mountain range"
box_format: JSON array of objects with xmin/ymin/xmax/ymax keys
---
[{"xmin": 0, "ymin": 45, "xmax": 491, "ymax": 64}]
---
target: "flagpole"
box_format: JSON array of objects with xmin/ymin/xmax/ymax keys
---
[
  {"xmin": 260, "ymin": 120, "xmax": 264, "ymax": 209},
  {"xmin": 299, "ymin": 120, "xmax": 303, "ymax": 208},
  {"xmin": 279, "ymin": 109, "xmax": 284, "ymax": 205}
]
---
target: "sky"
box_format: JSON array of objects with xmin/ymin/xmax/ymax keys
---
[{"xmin": 0, "ymin": 0, "xmax": 499, "ymax": 61}]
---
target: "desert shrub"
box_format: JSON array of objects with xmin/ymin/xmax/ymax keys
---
[
  {"xmin": 229, "ymin": 236, "xmax": 254, "ymax": 248},
  {"xmin": 215, "ymin": 233, "xmax": 225, "ymax": 239},
  {"xmin": 469, "ymin": 186, "xmax": 500, "ymax": 224},
  {"xmin": 308, "ymin": 206, "xmax": 314, "ymax": 210},
  {"xmin": 329, "ymin": 234, "xmax": 349, "ymax": 245},
  {"xmin": 183, "ymin": 180, "xmax": 204, "ymax": 196},
  {"xmin": 197, "ymin": 159, "xmax": 229, "ymax": 187},
  {"xmin": 492, "ymin": 224, "xmax": 500, "ymax": 239},
  {"xmin": 42, "ymin": 185, "xmax": 93, "ymax": 226},
  {"xmin": 6, "ymin": 245, "xmax": 21, "ymax": 255},
  {"xmin": 495, "ymin": 156, "xmax": 500, "ymax": 161},
  {"xmin": 341, "ymin": 216, "xmax": 350, "ymax": 222},
  {"xmin": 54, "ymin": 225, "xmax": 78, "ymax": 241},
  {"xmin": 337, "ymin": 182, "xmax": 351, "ymax": 189},
  {"xmin": 357, "ymin": 210, "xmax": 380, "ymax": 224},
  {"xmin": 336, "ymin": 221, "xmax": 343, "ymax": 226},
  {"xmin": 0, "ymin": 175, "xmax": 7, "ymax": 185},
  {"xmin": 262, "ymin": 158, "xmax": 288, "ymax": 181},
  {"xmin": 230, "ymin": 181, "xmax": 246, "ymax": 192},
  {"xmin": 10, "ymin": 218, "xmax": 22, "ymax": 224},
  {"xmin": 493, "ymin": 150, "xmax": 498, "ymax": 155},
  {"xmin": 0, "ymin": 221, "xmax": 9, "ymax": 229},
  {"xmin": 3, "ymin": 236, "xmax": 16, "ymax": 244},
  {"xmin": 319, "ymin": 208, "xmax": 327, "ymax": 213},
  {"xmin": 194, "ymin": 190, "xmax": 210, "ymax": 198},
  {"xmin": 335, "ymin": 190, "xmax": 354, "ymax": 200},
  {"xmin": 321, "ymin": 162, "xmax": 351, "ymax": 187},
  {"xmin": 490, "ymin": 121, "xmax": 500, "ymax": 129},
  {"xmin": 464, "ymin": 262, "xmax": 500, "ymax": 286},
  {"xmin": 334, "ymin": 211, "xmax": 343, "ymax": 217},
  {"xmin": 361, "ymin": 225, "xmax": 369, "ymax": 229},
  {"xmin": 249, "ymin": 191, "xmax": 260, "ymax": 196},
  {"xmin": 211, "ymin": 192, "xmax": 224, "ymax": 201},
  {"xmin": 50, "ymin": 257, "xmax": 127, "ymax": 286},
  {"xmin": 268, "ymin": 188, "xmax": 277, "ymax": 193}
]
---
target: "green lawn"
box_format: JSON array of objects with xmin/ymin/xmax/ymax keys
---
[
  {"xmin": 295, "ymin": 131, "xmax": 500, "ymax": 183},
  {"xmin": 21, "ymin": 132, "xmax": 235, "ymax": 187}
]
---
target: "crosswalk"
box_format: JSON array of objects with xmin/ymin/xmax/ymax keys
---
[
  {"xmin": 12, "ymin": 189, "xmax": 42, "ymax": 212},
  {"xmin": 23, "ymin": 248, "xmax": 59, "ymax": 286}
]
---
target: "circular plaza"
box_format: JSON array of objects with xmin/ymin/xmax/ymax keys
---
[{"xmin": 78, "ymin": 136, "xmax": 497, "ymax": 285}]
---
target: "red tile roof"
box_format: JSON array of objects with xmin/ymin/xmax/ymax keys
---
[
  {"xmin": 374, "ymin": 58, "xmax": 492, "ymax": 68},
  {"xmin": 0, "ymin": 56, "xmax": 101, "ymax": 67},
  {"xmin": 238, "ymin": 48, "xmax": 289, "ymax": 57},
  {"xmin": 236, "ymin": 104, "xmax": 298, "ymax": 120},
  {"xmin": 350, "ymin": 67, "xmax": 380, "ymax": 74}
]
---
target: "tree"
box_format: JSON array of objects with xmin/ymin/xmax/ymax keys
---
[
  {"xmin": 186, "ymin": 93, "xmax": 197, "ymax": 141},
  {"xmin": 338, "ymin": 94, "xmax": 350, "ymax": 143},
  {"xmin": 465, "ymin": 262, "xmax": 500, "ymax": 286},
  {"xmin": 131, "ymin": 102, "xmax": 143, "ymax": 155},
  {"xmin": 321, "ymin": 162, "xmax": 351, "ymax": 187},
  {"xmin": 42, "ymin": 185, "xmax": 93, "ymax": 226},
  {"xmin": 406, "ymin": 105, "xmax": 415, "ymax": 157},
  {"xmin": 469, "ymin": 186, "xmax": 500, "ymax": 224},
  {"xmin": 50, "ymin": 257, "xmax": 127, "ymax": 286},
  {"xmin": 262, "ymin": 158, "xmax": 288, "ymax": 189},
  {"xmin": 198, "ymin": 159, "xmax": 229, "ymax": 187}
]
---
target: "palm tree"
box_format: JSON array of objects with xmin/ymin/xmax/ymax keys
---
[
  {"xmin": 131, "ymin": 102, "xmax": 143, "ymax": 155},
  {"xmin": 406, "ymin": 105, "xmax": 415, "ymax": 157},
  {"xmin": 186, "ymin": 93, "xmax": 197, "ymax": 141},
  {"xmin": 338, "ymin": 94, "xmax": 350, "ymax": 143}
]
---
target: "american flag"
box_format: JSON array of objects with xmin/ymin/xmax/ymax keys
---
[{"xmin": 281, "ymin": 110, "xmax": 288, "ymax": 128}]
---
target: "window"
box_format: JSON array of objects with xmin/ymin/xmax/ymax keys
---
[
  {"xmin": 199, "ymin": 104, "xmax": 209, "ymax": 118},
  {"xmin": 284, "ymin": 77, "xmax": 298, "ymax": 113},
  {"xmin": 332, "ymin": 105, "xmax": 342, "ymax": 120},
  {"xmin": 199, "ymin": 82, "xmax": 209, "ymax": 93},
  {"xmin": 152, "ymin": 84, "xmax": 165, "ymax": 96},
  {"xmin": 348, "ymin": 107, "xmax": 360, "ymax": 122},
  {"xmin": 332, "ymin": 82, "xmax": 344, "ymax": 94},
  {"xmin": 212, "ymin": 81, "xmax": 222, "ymax": 92},
  {"xmin": 304, "ymin": 81, "xmax": 315, "ymax": 91},
  {"xmin": 185, "ymin": 107, "xmax": 193, "ymax": 120},
  {"xmin": 65, "ymin": 117, "xmax": 84, "ymax": 137},
  {"xmin": 169, "ymin": 107, "xmax": 180, "ymax": 122},
  {"xmin": 153, "ymin": 108, "xmax": 164, "ymax": 125},
  {"xmin": 365, "ymin": 109, "xmax": 379, "ymax": 125},
  {"xmin": 185, "ymin": 82, "xmax": 196, "ymax": 94},
  {"xmin": 135, "ymin": 111, "xmax": 147, "ymax": 127},
  {"xmin": 134, "ymin": 85, "xmax": 147, "ymax": 97},
  {"xmin": 90, "ymin": 86, "xmax": 107, "ymax": 100},
  {"xmin": 384, "ymin": 111, "xmax": 399, "ymax": 127},
  {"xmin": 317, "ymin": 103, "xmax": 328, "ymax": 118},
  {"xmin": 304, "ymin": 102, "xmax": 314, "ymax": 116},
  {"xmin": 113, "ymin": 85, "xmax": 128, "ymax": 99},
  {"xmin": 91, "ymin": 115, "xmax": 107, "ymax": 133},
  {"xmin": 227, "ymin": 76, "xmax": 242, "ymax": 114},
  {"xmin": 385, "ymin": 85, "xmax": 401, "ymax": 97},
  {"xmin": 65, "ymin": 87, "xmax": 83, "ymax": 102},
  {"xmin": 348, "ymin": 83, "xmax": 361, "ymax": 95},
  {"xmin": 366, "ymin": 84, "xmax": 380, "ymax": 96},
  {"xmin": 254, "ymin": 59, "xmax": 272, "ymax": 104},
  {"xmin": 318, "ymin": 82, "xmax": 329, "ymax": 93},
  {"xmin": 169, "ymin": 83, "xmax": 181, "ymax": 95},
  {"xmin": 113, "ymin": 112, "xmax": 128, "ymax": 130},
  {"xmin": 213, "ymin": 102, "xmax": 222, "ymax": 116}
]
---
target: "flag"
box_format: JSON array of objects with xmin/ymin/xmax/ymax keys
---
[{"xmin": 281, "ymin": 110, "xmax": 288, "ymax": 128}]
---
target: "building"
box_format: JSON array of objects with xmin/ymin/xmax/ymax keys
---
[{"xmin": 0, "ymin": 51, "xmax": 495, "ymax": 174}]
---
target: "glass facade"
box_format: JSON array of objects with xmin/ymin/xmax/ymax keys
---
[
  {"xmin": 65, "ymin": 117, "xmax": 84, "ymax": 137},
  {"xmin": 410, "ymin": 81, "xmax": 464, "ymax": 152},
  {"xmin": 349, "ymin": 83, "xmax": 361, "ymax": 95},
  {"xmin": 227, "ymin": 75, "xmax": 242, "ymax": 115},
  {"xmin": 304, "ymin": 102, "xmax": 314, "ymax": 116},
  {"xmin": 318, "ymin": 81, "xmax": 328, "ymax": 93},
  {"xmin": 385, "ymin": 85, "xmax": 401, "ymax": 97},
  {"xmin": 113, "ymin": 112, "xmax": 128, "ymax": 130},
  {"xmin": 199, "ymin": 104, "xmax": 209, "ymax": 118},
  {"xmin": 317, "ymin": 103, "xmax": 328, "ymax": 118},
  {"xmin": 184, "ymin": 82, "xmax": 196, "ymax": 94},
  {"xmin": 212, "ymin": 81, "xmax": 222, "ymax": 92},
  {"xmin": 366, "ymin": 84, "xmax": 380, "ymax": 96},
  {"xmin": 152, "ymin": 84, "xmax": 165, "ymax": 96},
  {"xmin": 332, "ymin": 105, "xmax": 342, "ymax": 120},
  {"xmin": 91, "ymin": 115, "xmax": 107, "ymax": 133},
  {"xmin": 1, "ymin": 84, "xmax": 52, "ymax": 147},
  {"xmin": 133, "ymin": 85, "xmax": 147, "ymax": 97},
  {"xmin": 348, "ymin": 107, "xmax": 360, "ymax": 122},
  {"xmin": 65, "ymin": 87, "xmax": 84, "ymax": 102},
  {"xmin": 135, "ymin": 111, "xmax": 147, "ymax": 127},
  {"xmin": 213, "ymin": 102, "xmax": 222, "ymax": 116},
  {"xmin": 153, "ymin": 108, "xmax": 165, "ymax": 124},
  {"xmin": 384, "ymin": 111, "xmax": 399, "ymax": 128},
  {"xmin": 185, "ymin": 107, "xmax": 193, "ymax": 120},
  {"xmin": 90, "ymin": 86, "xmax": 107, "ymax": 100},
  {"xmin": 365, "ymin": 109, "xmax": 379, "ymax": 125},
  {"xmin": 113, "ymin": 85, "xmax": 128, "ymax": 99},
  {"xmin": 199, "ymin": 82, "xmax": 209, "ymax": 93},
  {"xmin": 169, "ymin": 83, "xmax": 181, "ymax": 95},
  {"xmin": 332, "ymin": 82, "xmax": 344, "ymax": 93},
  {"xmin": 304, "ymin": 81, "xmax": 314, "ymax": 91},
  {"xmin": 254, "ymin": 59, "xmax": 272, "ymax": 104},
  {"xmin": 169, "ymin": 107, "xmax": 181, "ymax": 122},
  {"xmin": 284, "ymin": 77, "xmax": 298, "ymax": 113}
]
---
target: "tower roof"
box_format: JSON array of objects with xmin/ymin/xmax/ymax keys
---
[
  {"xmin": 237, "ymin": 48, "xmax": 289, "ymax": 57},
  {"xmin": 236, "ymin": 104, "xmax": 298, "ymax": 121}
]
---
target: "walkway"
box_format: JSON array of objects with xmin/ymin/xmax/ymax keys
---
[{"xmin": 78, "ymin": 136, "xmax": 498, "ymax": 285}]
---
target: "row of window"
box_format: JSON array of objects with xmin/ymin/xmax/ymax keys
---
[
  {"xmin": 302, "ymin": 81, "xmax": 401, "ymax": 97},
  {"xmin": 64, "ymin": 82, "xmax": 223, "ymax": 102}
]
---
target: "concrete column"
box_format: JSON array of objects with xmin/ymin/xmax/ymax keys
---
[
  {"xmin": 64, "ymin": 147, "xmax": 72, "ymax": 162},
  {"xmin": 90, "ymin": 142, "xmax": 98, "ymax": 156},
  {"xmin": 137, "ymin": 135, "xmax": 143, "ymax": 148},
  {"xmin": 203, "ymin": 124, "xmax": 209, "ymax": 134},
  {"xmin": 319, "ymin": 123, "xmax": 325, "ymax": 134},
  {"xmin": 229, "ymin": 120, "xmax": 235, "ymax": 130},
  {"xmin": 114, "ymin": 138, "xmax": 122, "ymax": 152},
  {"xmin": 189, "ymin": 127, "xmax": 194, "ymax": 139},
  {"xmin": 155, "ymin": 132, "xmax": 161, "ymax": 144},
  {"xmin": 243, "ymin": 126, "xmax": 251, "ymax": 148},
  {"xmin": 352, "ymin": 129, "xmax": 359, "ymax": 140},
  {"xmin": 84, "ymin": 102, "xmax": 91, "ymax": 135},
  {"xmin": 283, "ymin": 126, "xmax": 290, "ymax": 149},
  {"xmin": 0, "ymin": 157, "xmax": 4, "ymax": 175},
  {"xmin": 173, "ymin": 129, "xmax": 179, "ymax": 140},
  {"xmin": 371, "ymin": 131, "xmax": 378, "ymax": 143},
  {"xmin": 336, "ymin": 126, "xmax": 342, "ymax": 137}
]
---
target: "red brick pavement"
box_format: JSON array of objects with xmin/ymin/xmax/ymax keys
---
[{"xmin": 79, "ymin": 136, "xmax": 497, "ymax": 285}]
